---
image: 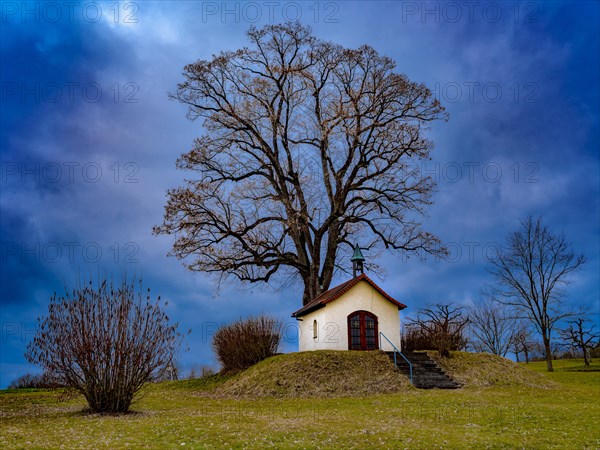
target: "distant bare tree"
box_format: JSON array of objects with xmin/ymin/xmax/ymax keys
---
[
  {"xmin": 154, "ymin": 22, "xmax": 448, "ymax": 305},
  {"xmin": 8, "ymin": 372, "xmax": 65, "ymax": 389},
  {"xmin": 468, "ymin": 299, "xmax": 518, "ymax": 357},
  {"xmin": 201, "ymin": 366, "xmax": 216, "ymax": 377},
  {"xmin": 155, "ymin": 360, "xmax": 180, "ymax": 382},
  {"xmin": 560, "ymin": 317, "xmax": 598, "ymax": 366},
  {"xmin": 408, "ymin": 304, "xmax": 469, "ymax": 357},
  {"xmin": 511, "ymin": 322, "xmax": 535, "ymax": 363},
  {"xmin": 187, "ymin": 364, "xmax": 215, "ymax": 380},
  {"xmin": 488, "ymin": 216, "xmax": 586, "ymax": 371},
  {"xmin": 528, "ymin": 342, "xmax": 547, "ymax": 361},
  {"xmin": 186, "ymin": 365, "xmax": 214, "ymax": 379},
  {"xmin": 26, "ymin": 280, "xmax": 184, "ymax": 413}
]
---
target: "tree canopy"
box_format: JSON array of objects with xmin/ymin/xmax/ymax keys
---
[{"xmin": 155, "ymin": 23, "xmax": 447, "ymax": 304}]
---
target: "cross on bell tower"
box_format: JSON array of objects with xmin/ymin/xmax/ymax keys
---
[{"xmin": 351, "ymin": 243, "xmax": 365, "ymax": 278}]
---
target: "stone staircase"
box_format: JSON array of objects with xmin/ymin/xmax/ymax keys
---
[{"xmin": 385, "ymin": 351, "xmax": 461, "ymax": 389}]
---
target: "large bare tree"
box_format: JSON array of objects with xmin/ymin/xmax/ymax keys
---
[
  {"xmin": 154, "ymin": 23, "xmax": 447, "ymax": 304},
  {"xmin": 488, "ymin": 216, "xmax": 586, "ymax": 371}
]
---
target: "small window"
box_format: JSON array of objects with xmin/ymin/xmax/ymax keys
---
[{"xmin": 313, "ymin": 319, "xmax": 318, "ymax": 339}]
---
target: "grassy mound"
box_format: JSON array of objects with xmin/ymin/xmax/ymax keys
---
[
  {"xmin": 176, "ymin": 351, "xmax": 557, "ymax": 399},
  {"xmin": 427, "ymin": 351, "xmax": 557, "ymax": 389},
  {"xmin": 209, "ymin": 350, "xmax": 412, "ymax": 398}
]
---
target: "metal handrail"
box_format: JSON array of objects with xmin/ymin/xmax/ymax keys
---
[{"xmin": 379, "ymin": 332, "xmax": 413, "ymax": 385}]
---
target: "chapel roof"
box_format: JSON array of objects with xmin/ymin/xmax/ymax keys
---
[{"xmin": 291, "ymin": 273, "xmax": 407, "ymax": 317}]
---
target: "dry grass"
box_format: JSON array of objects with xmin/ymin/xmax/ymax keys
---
[
  {"xmin": 2, "ymin": 356, "xmax": 598, "ymax": 448},
  {"xmin": 428, "ymin": 351, "xmax": 558, "ymax": 389},
  {"xmin": 210, "ymin": 350, "xmax": 413, "ymax": 399},
  {"xmin": 202, "ymin": 351, "xmax": 559, "ymax": 398}
]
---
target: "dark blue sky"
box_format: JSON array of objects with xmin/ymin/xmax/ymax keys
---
[{"xmin": 1, "ymin": 1, "xmax": 598, "ymax": 387}]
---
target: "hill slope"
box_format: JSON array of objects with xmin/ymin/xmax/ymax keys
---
[
  {"xmin": 210, "ymin": 350, "xmax": 412, "ymax": 398},
  {"xmin": 428, "ymin": 351, "xmax": 557, "ymax": 389},
  {"xmin": 199, "ymin": 350, "xmax": 556, "ymax": 398}
]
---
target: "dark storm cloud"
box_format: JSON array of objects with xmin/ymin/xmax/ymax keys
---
[{"xmin": 1, "ymin": 1, "xmax": 598, "ymax": 387}]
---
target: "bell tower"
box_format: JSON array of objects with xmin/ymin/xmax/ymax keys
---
[{"xmin": 351, "ymin": 243, "xmax": 365, "ymax": 278}]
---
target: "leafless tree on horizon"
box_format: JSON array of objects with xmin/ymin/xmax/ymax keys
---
[
  {"xmin": 560, "ymin": 315, "xmax": 598, "ymax": 366},
  {"xmin": 487, "ymin": 216, "xmax": 586, "ymax": 372},
  {"xmin": 467, "ymin": 298, "xmax": 521, "ymax": 357}
]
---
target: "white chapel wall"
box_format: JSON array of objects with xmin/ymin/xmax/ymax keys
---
[{"xmin": 297, "ymin": 280, "xmax": 402, "ymax": 352}]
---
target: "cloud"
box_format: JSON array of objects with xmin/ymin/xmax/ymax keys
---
[{"xmin": 1, "ymin": 1, "xmax": 598, "ymax": 387}]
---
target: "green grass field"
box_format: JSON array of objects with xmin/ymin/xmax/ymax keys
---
[{"xmin": 1, "ymin": 357, "xmax": 599, "ymax": 449}]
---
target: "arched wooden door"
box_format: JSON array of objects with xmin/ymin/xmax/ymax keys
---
[{"xmin": 348, "ymin": 311, "xmax": 379, "ymax": 350}]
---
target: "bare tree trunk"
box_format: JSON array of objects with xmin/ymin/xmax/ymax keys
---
[
  {"xmin": 543, "ymin": 336, "xmax": 554, "ymax": 372},
  {"xmin": 300, "ymin": 244, "xmax": 340, "ymax": 304},
  {"xmin": 302, "ymin": 272, "xmax": 322, "ymax": 305},
  {"xmin": 583, "ymin": 348, "xmax": 591, "ymax": 366}
]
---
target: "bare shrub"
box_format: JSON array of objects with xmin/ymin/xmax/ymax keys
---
[
  {"xmin": 26, "ymin": 279, "xmax": 183, "ymax": 413},
  {"xmin": 402, "ymin": 324, "xmax": 436, "ymax": 352},
  {"xmin": 405, "ymin": 304, "xmax": 469, "ymax": 357},
  {"xmin": 212, "ymin": 315, "xmax": 282, "ymax": 373}
]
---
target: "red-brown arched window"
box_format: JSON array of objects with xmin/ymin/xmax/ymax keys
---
[{"xmin": 347, "ymin": 311, "xmax": 378, "ymax": 350}]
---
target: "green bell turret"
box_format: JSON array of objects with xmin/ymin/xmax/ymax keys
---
[{"xmin": 351, "ymin": 244, "xmax": 365, "ymax": 277}]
